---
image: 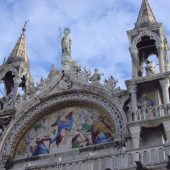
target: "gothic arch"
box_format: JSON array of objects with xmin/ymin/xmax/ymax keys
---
[
  {"xmin": 0, "ymin": 67, "xmax": 18, "ymax": 81},
  {"xmin": 0, "ymin": 91, "xmax": 127, "ymax": 158},
  {"xmin": 132, "ymin": 31, "xmax": 162, "ymax": 48}
]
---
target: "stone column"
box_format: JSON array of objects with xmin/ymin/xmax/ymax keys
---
[
  {"xmin": 163, "ymin": 120, "xmax": 170, "ymax": 144},
  {"xmin": 0, "ymin": 156, "xmax": 12, "ymax": 170},
  {"xmin": 130, "ymin": 47, "xmax": 139, "ymax": 79},
  {"xmin": 157, "ymin": 45, "xmax": 166, "ymax": 73},
  {"xmin": 160, "ymin": 78, "xmax": 170, "ymax": 104},
  {"xmin": 0, "ymin": 159, "xmax": 5, "ymax": 170},
  {"xmin": 129, "ymin": 126, "xmax": 141, "ymax": 149},
  {"xmin": 129, "ymin": 85, "xmax": 138, "ymax": 111}
]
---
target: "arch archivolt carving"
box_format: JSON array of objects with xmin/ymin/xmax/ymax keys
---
[
  {"xmin": 0, "ymin": 92, "xmax": 127, "ymax": 157},
  {"xmin": 0, "ymin": 67, "xmax": 18, "ymax": 81},
  {"xmin": 132, "ymin": 31, "xmax": 162, "ymax": 48}
]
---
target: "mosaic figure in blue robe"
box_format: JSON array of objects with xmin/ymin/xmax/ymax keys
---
[
  {"xmin": 50, "ymin": 111, "xmax": 74, "ymax": 146},
  {"xmin": 32, "ymin": 137, "xmax": 51, "ymax": 156}
]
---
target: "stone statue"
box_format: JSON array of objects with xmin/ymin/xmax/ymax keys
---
[
  {"xmin": 69, "ymin": 60, "xmax": 81, "ymax": 77},
  {"xmin": 36, "ymin": 77, "xmax": 46, "ymax": 91},
  {"xmin": 61, "ymin": 28, "xmax": 71, "ymax": 56},
  {"xmin": 79, "ymin": 67, "xmax": 91, "ymax": 82},
  {"xmin": 104, "ymin": 76, "xmax": 118, "ymax": 91},
  {"xmin": 145, "ymin": 59, "xmax": 157, "ymax": 76},
  {"xmin": 89, "ymin": 68, "xmax": 103, "ymax": 84},
  {"xmin": 48, "ymin": 64, "xmax": 58, "ymax": 79}
]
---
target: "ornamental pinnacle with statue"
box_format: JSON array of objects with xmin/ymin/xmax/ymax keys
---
[{"xmin": 61, "ymin": 28, "xmax": 72, "ymax": 70}]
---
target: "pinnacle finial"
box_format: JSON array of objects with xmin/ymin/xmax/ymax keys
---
[
  {"xmin": 61, "ymin": 28, "xmax": 71, "ymax": 56},
  {"xmin": 22, "ymin": 20, "xmax": 29, "ymax": 33},
  {"xmin": 61, "ymin": 27, "xmax": 72, "ymax": 70},
  {"xmin": 135, "ymin": 0, "xmax": 157, "ymax": 28}
]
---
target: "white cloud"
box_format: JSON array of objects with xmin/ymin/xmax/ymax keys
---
[{"xmin": 0, "ymin": 0, "xmax": 169, "ymax": 89}]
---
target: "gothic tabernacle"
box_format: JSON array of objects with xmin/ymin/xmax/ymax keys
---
[{"xmin": 0, "ymin": 0, "xmax": 170, "ymax": 170}]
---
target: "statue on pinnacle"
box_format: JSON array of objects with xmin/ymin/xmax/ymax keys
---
[{"xmin": 61, "ymin": 28, "xmax": 72, "ymax": 70}]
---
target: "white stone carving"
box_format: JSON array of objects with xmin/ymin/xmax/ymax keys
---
[
  {"xmin": 0, "ymin": 92, "xmax": 126, "ymax": 157},
  {"xmin": 58, "ymin": 76, "xmax": 72, "ymax": 90},
  {"xmin": 104, "ymin": 76, "xmax": 118, "ymax": 91},
  {"xmin": 79, "ymin": 68, "xmax": 91, "ymax": 82},
  {"xmin": 89, "ymin": 68, "xmax": 103, "ymax": 84}
]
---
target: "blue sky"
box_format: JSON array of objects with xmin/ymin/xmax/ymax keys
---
[{"xmin": 0, "ymin": 0, "xmax": 170, "ymax": 89}]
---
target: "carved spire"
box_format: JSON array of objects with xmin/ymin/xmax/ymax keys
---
[
  {"xmin": 135, "ymin": 0, "xmax": 157, "ymax": 28},
  {"xmin": 6, "ymin": 21, "xmax": 29, "ymax": 64}
]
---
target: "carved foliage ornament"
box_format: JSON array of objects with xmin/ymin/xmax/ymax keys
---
[{"xmin": 1, "ymin": 93, "xmax": 126, "ymax": 157}]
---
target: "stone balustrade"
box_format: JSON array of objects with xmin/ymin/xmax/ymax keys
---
[
  {"xmin": 128, "ymin": 104, "xmax": 170, "ymax": 122},
  {"xmin": 10, "ymin": 143, "xmax": 170, "ymax": 170}
]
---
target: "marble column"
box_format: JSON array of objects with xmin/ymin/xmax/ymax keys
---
[
  {"xmin": 129, "ymin": 126, "xmax": 141, "ymax": 149},
  {"xmin": 130, "ymin": 47, "xmax": 139, "ymax": 79},
  {"xmin": 0, "ymin": 160, "xmax": 5, "ymax": 170},
  {"xmin": 129, "ymin": 85, "xmax": 138, "ymax": 111},
  {"xmin": 97, "ymin": 159, "xmax": 101, "ymax": 170},
  {"xmin": 0, "ymin": 156, "xmax": 11, "ymax": 170},
  {"xmin": 107, "ymin": 157, "xmax": 113, "ymax": 169},
  {"xmin": 157, "ymin": 45, "xmax": 166, "ymax": 73},
  {"xmin": 163, "ymin": 120, "xmax": 170, "ymax": 144},
  {"xmin": 13, "ymin": 76, "xmax": 20, "ymax": 95},
  {"xmin": 160, "ymin": 78, "xmax": 170, "ymax": 104}
]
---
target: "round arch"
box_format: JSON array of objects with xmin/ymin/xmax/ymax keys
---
[
  {"xmin": 132, "ymin": 31, "xmax": 162, "ymax": 48},
  {"xmin": 0, "ymin": 91, "xmax": 127, "ymax": 158}
]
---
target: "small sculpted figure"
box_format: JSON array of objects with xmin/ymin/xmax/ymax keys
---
[
  {"xmin": 89, "ymin": 68, "xmax": 103, "ymax": 84},
  {"xmin": 145, "ymin": 59, "xmax": 157, "ymax": 76},
  {"xmin": 79, "ymin": 67, "xmax": 91, "ymax": 82},
  {"xmin": 69, "ymin": 60, "xmax": 81, "ymax": 77},
  {"xmin": 105, "ymin": 76, "xmax": 118, "ymax": 91},
  {"xmin": 61, "ymin": 28, "xmax": 71, "ymax": 56}
]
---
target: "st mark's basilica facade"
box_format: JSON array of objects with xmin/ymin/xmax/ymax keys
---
[{"xmin": 0, "ymin": 0, "xmax": 170, "ymax": 169}]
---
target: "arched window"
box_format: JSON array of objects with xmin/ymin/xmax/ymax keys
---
[{"xmin": 136, "ymin": 36, "xmax": 158, "ymax": 77}]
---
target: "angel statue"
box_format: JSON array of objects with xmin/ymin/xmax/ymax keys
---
[
  {"xmin": 79, "ymin": 67, "xmax": 91, "ymax": 82},
  {"xmin": 61, "ymin": 28, "xmax": 71, "ymax": 56},
  {"xmin": 104, "ymin": 76, "xmax": 118, "ymax": 91},
  {"xmin": 145, "ymin": 59, "xmax": 157, "ymax": 76},
  {"xmin": 89, "ymin": 68, "xmax": 103, "ymax": 84}
]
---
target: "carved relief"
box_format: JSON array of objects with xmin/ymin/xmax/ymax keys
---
[{"xmin": 58, "ymin": 76, "xmax": 72, "ymax": 90}]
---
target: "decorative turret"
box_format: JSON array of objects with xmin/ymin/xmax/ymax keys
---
[
  {"xmin": 135, "ymin": 0, "xmax": 157, "ymax": 28},
  {"xmin": 0, "ymin": 22, "xmax": 32, "ymax": 110},
  {"xmin": 127, "ymin": 0, "xmax": 169, "ymax": 79},
  {"xmin": 126, "ymin": 0, "xmax": 170, "ymax": 152},
  {"xmin": 61, "ymin": 28, "xmax": 72, "ymax": 70},
  {"xmin": 6, "ymin": 21, "xmax": 29, "ymax": 65}
]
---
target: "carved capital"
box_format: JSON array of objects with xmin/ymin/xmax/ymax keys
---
[
  {"xmin": 129, "ymin": 126, "xmax": 141, "ymax": 138},
  {"xmin": 160, "ymin": 78, "xmax": 170, "ymax": 88},
  {"xmin": 128, "ymin": 85, "xmax": 137, "ymax": 94}
]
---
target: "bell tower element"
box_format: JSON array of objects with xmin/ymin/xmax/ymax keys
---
[
  {"xmin": 127, "ymin": 0, "xmax": 169, "ymax": 79},
  {"xmin": 0, "ymin": 22, "xmax": 32, "ymax": 109}
]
